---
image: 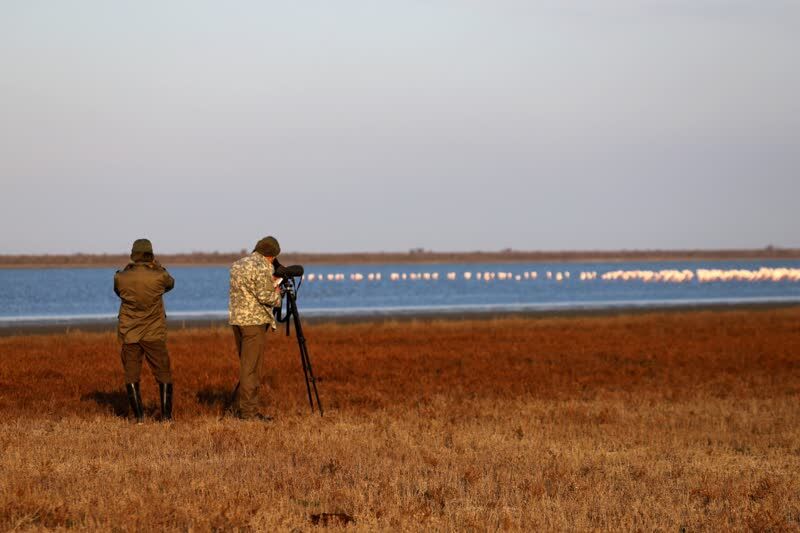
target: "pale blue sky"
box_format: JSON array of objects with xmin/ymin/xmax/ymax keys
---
[{"xmin": 1, "ymin": 1, "xmax": 798, "ymax": 254}]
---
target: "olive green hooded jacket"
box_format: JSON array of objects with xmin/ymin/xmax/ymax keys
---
[{"xmin": 114, "ymin": 257, "xmax": 175, "ymax": 343}]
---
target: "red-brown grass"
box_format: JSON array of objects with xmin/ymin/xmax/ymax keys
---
[{"xmin": 1, "ymin": 308, "xmax": 799, "ymax": 530}]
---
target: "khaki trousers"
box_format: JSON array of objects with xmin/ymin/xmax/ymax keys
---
[
  {"xmin": 120, "ymin": 340, "xmax": 172, "ymax": 384},
  {"xmin": 232, "ymin": 325, "xmax": 267, "ymax": 418}
]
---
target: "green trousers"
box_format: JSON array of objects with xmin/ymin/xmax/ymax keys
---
[
  {"xmin": 120, "ymin": 340, "xmax": 172, "ymax": 384},
  {"xmin": 232, "ymin": 325, "xmax": 267, "ymax": 418}
]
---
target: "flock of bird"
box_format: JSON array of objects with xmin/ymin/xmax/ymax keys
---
[{"xmin": 301, "ymin": 267, "xmax": 800, "ymax": 284}]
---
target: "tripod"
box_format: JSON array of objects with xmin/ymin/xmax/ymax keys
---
[{"xmin": 276, "ymin": 275, "xmax": 323, "ymax": 416}]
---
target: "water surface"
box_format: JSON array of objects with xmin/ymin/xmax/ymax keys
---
[{"xmin": 1, "ymin": 259, "xmax": 799, "ymax": 324}]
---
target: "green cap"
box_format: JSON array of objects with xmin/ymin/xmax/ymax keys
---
[
  {"xmin": 253, "ymin": 236, "xmax": 280, "ymax": 257},
  {"xmin": 131, "ymin": 238, "xmax": 153, "ymax": 254}
]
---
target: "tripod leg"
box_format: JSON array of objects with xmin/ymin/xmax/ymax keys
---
[
  {"xmin": 289, "ymin": 294, "xmax": 322, "ymax": 415},
  {"xmin": 300, "ymin": 341, "xmax": 324, "ymax": 416},
  {"xmin": 296, "ymin": 330, "xmax": 315, "ymax": 412}
]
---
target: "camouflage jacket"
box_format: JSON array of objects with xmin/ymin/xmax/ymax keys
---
[
  {"xmin": 114, "ymin": 261, "xmax": 175, "ymax": 343},
  {"xmin": 228, "ymin": 253, "xmax": 282, "ymax": 328}
]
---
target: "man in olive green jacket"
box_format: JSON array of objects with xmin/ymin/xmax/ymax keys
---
[
  {"xmin": 114, "ymin": 238, "xmax": 175, "ymax": 423},
  {"xmin": 228, "ymin": 236, "xmax": 283, "ymax": 420}
]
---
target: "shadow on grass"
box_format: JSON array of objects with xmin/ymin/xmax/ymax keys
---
[
  {"xmin": 81, "ymin": 390, "xmax": 129, "ymax": 417},
  {"xmin": 197, "ymin": 386, "xmax": 236, "ymax": 409}
]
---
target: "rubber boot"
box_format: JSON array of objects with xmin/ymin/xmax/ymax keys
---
[
  {"xmin": 126, "ymin": 382, "xmax": 144, "ymax": 424},
  {"xmin": 159, "ymin": 382, "xmax": 173, "ymax": 422}
]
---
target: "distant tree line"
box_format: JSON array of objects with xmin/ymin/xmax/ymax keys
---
[{"xmin": 1, "ymin": 248, "xmax": 799, "ymax": 268}]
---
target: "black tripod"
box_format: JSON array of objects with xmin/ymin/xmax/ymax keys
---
[{"xmin": 275, "ymin": 273, "xmax": 323, "ymax": 416}]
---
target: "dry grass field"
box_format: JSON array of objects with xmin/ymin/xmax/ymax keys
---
[{"xmin": 0, "ymin": 308, "xmax": 799, "ymax": 530}]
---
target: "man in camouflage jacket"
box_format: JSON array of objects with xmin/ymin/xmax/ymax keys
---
[
  {"xmin": 228, "ymin": 236, "xmax": 283, "ymax": 420},
  {"xmin": 114, "ymin": 238, "xmax": 175, "ymax": 423}
]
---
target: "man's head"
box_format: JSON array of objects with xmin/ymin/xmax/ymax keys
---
[
  {"xmin": 253, "ymin": 236, "xmax": 280, "ymax": 259},
  {"xmin": 131, "ymin": 238, "xmax": 154, "ymax": 262}
]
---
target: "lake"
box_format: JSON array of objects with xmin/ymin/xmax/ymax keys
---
[{"xmin": 1, "ymin": 259, "xmax": 799, "ymax": 324}]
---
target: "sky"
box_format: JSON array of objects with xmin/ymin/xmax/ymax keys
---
[{"xmin": 1, "ymin": 1, "xmax": 798, "ymax": 254}]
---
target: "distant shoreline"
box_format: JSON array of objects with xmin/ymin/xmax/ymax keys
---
[
  {"xmin": 1, "ymin": 248, "xmax": 799, "ymax": 269},
  {"xmin": 2, "ymin": 300, "xmax": 799, "ymax": 337}
]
